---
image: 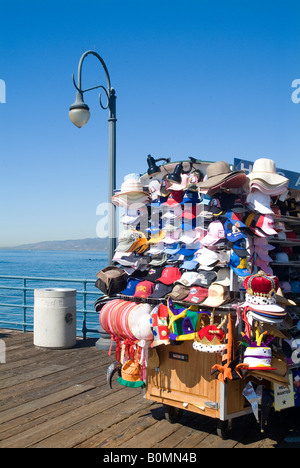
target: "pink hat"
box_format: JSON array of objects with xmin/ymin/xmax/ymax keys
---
[
  {"xmin": 252, "ymin": 237, "xmax": 275, "ymax": 250},
  {"xmin": 169, "ymin": 173, "xmax": 189, "ymax": 191},
  {"xmin": 201, "ymin": 220, "xmax": 226, "ymax": 246},
  {"xmin": 252, "ymin": 248, "xmax": 272, "ymax": 262}
]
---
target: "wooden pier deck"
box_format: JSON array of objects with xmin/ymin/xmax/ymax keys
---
[{"xmin": 0, "ymin": 329, "xmax": 299, "ymax": 449}]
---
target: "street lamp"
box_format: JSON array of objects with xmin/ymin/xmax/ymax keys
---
[{"xmin": 69, "ymin": 50, "xmax": 117, "ymax": 264}]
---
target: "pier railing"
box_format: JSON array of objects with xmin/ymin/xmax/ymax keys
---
[{"xmin": 0, "ymin": 275, "xmax": 101, "ymax": 339}]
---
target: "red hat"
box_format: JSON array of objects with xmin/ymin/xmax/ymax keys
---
[
  {"xmin": 134, "ymin": 280, "xmax": 155, "ymax": 298},
  {"xmin": 156, "ymin": 267, "xmax": 182, "ymax": 285},
  {"xmin": 197, "ymin": 324, "xmax": 225, "ymax": 343},
  {"xmin": 182, "ymin": 204, "xmax": 197, "ymax": 219},
  {"xmin": 184, "ymin": 286, "xmax": 208, "ymax": 304},
  {"xmin": 243, "ymin": 271, "xmax": 279, "ymax": 300},
  {"xmin": 161, "ymin": 190, "xmax": 184, "ymax": 207}
]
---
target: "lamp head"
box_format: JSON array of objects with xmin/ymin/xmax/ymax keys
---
[
  {"xmin": 69, "ymin": 91, "xmax": 90, "ymax": 128},
  {"xmin": 147, "ymin": 155, "xmax": 172, "ymax": 176},
  {"xmin": 147, "ymin": 155, "xmax": 161, "ymax": 176},
  {"xmin": 166, "ymin": 162, "xmax": 183, "ymax": 184}
]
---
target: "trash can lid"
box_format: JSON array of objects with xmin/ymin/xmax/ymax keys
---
[{"xmin": 34, "ymin": 288, "xmax": 77, "ymax": 298}]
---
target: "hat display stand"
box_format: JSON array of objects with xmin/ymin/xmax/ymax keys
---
[{"xmin": 94, "ymin": 157, "xmax": 300, "ymax": 438}]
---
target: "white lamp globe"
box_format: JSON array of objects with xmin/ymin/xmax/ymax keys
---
[{"xmin": 69, "ymin": 92, "xmax": 90, "ymax": 128}]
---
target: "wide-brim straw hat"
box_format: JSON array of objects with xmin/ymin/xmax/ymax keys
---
[
  {"xmin": 247, "ymin": 158, "xmax": 290, "ymax": 186},
  {"xmin": 197, "ymin": 161, "xmax": 246, "ymax": 190},
  {"xmin": 112, "ymin": 178, "xmax": 150, "ymax": 207},
  {"xmin": 112, "ymin": 193, "xmax": 150, "ymax": 207}
]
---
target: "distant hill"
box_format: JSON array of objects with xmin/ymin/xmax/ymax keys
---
[{"xmin": 0, "ymin": 238, "xmax": 109, "ymax": 251}]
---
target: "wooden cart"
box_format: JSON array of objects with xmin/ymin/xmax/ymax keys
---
[{"xmin": 145, "ymin": 310, "xmax": 253, "ymax": 439}]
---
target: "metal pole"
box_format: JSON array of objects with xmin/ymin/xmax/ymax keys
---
[{"xmin": 108, "ymin": 88, "xmax": 117, "ymax": 264}]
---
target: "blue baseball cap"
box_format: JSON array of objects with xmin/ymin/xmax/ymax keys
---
[
  {"xmin": 180, "ymin": 190, "xmax": 201, "ymax": 205},
  {"xmin": 224, "ymin": 219, "xmax": 247, "ymax": 243},
  {"xmin": 164, "ymin": 243, "xmax": 181, "ymax": 254},
  {"xmin": 228, "ymin": 251, "xmax": 249, "ymax": 277},
  {"xmin": 180, "ymin": 255, "xmax": 199, "ymax": 270},
  {"xmin": 177, "ymin": 247, "xmax": 198, "ymax": 256},
  {"xmin": 120, "ymin": 277, "xmax": 142, "ymax": 295},
  {"xmin": 201, "ymin": 194, "xmax": 213, "ymax": 205}
]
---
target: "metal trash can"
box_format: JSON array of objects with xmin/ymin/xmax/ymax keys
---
[{"xmin": 34, "ymin": 288, "xmax": 77, "ymax": 349}]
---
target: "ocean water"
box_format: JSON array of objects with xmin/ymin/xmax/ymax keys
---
[{"xmin": 0, "ymin": 250, "xmax": 108, "ymax": 337}]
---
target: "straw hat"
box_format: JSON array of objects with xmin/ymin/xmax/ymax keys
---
[
  {"xmin": 112, "ymin": 177, "xmax": 150, "ymax": 207},
  {"xmin": 247, "ymin": 158, "xmax": 289, "ymax": 186},
  {"xmin": 197, "ymin": 161, "xmax": 246, "ymax": 191}
]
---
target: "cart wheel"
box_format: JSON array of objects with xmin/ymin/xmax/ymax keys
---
[
  {"xmin": 164, "ymin": 405, "xmax": 183, "ymax": 424},
  {"xmin": 216, "ymin": 419, "xmax": 233, "ymax": 440}
]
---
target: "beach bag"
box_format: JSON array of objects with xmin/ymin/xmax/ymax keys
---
[{"xmin": 95, "ymin": 266, "xmax": 128, "ymax": 296}]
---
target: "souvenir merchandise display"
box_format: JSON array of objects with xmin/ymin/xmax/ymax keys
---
[{"xmin": 95, "ymin": 157, "xmax": 300, "ymax": 437}]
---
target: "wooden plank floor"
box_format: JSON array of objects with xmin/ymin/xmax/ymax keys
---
[{"xmin": 0, "ymin": 329, "xmax": 300, "ymax": 449}]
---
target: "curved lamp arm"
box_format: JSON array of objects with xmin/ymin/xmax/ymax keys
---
[
  {"xmin": 71, "ymin": 50, "xmax": 116, "ymax": 118},
  {"xmin": 75, "ymin": 50, "xmax": 112, "ymax": 92}
]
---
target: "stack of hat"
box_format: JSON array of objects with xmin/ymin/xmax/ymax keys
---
[
  {"xmin": 94, "ymin": 155, "xmax": 300, "ymax": 395},
  {"xmin": 112, "ymin": 174, "xmax": 150, "ymax": 207},
  {"xmin": 109, "ymin": 162, "xmax": 255, "ymax": 302},
  {"xmin": 115, "ymin": 229, "xmax": 148, "ymax": 254},
  {"xmin": 120, "ymin": 205, "xmax": 148, "ymax": 230},
  {"xmin": 196, "ymin": 161, "xmax": 247, "ymax": 195},
  {"xmin": 244, "ymin": 212, "xmax": 278, "ymax": 238},
  {"xmin": 119, "ymin": 266, "xmax": 183, "ymax": 300},
  {"xmin": 248, "ymin": 237, "xmax": 275, "ymax": 276},
  {"xmin": 246, "ymin": 158, "xmax": 289, "ymax": 198},
  {"xmin": 168, "ymin": 270, "xmax": 214, "ymax": 304},
  {"xmin": 98, "ymin": 158, "xmax": 294, "ymax": 321},
  {"xmin": 242, "ymin": 271, "xmax": 287, "ymax": 324},
  {"xmin": 99, "ymin": 299, "xmax": 154, "ymax": 342}
]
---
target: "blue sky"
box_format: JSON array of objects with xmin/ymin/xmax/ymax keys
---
[{"xmin": 1, "ymin": 0, "xmax": 300, "ymax": 246}]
